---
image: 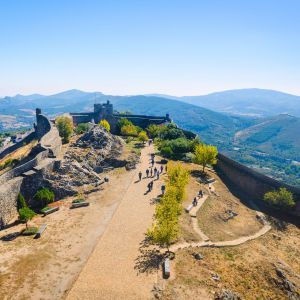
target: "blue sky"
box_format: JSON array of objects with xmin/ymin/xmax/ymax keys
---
[{"xmin": 0, "ymin": 0, "xmax": 299, "ymax": 96}]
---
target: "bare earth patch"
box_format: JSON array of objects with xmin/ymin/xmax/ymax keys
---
[
  {"xmin": 163, "ymin": 224, "xmax": 300, "ymax": 300},
  {"xmin": 0, "ymin": 167, "xmax": 134, "ymax": 300}
]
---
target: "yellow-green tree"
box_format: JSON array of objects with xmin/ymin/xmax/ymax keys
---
[
  {"xmin": 56, "ymin": 116, "xmax": 74, "ymax": 144},
  {"xmin": 147, "ymin": 190, "xmax": 180, "ymax": 252},
  {"xmin": 99, "ymin": 119, "xmax": 110, "ymax": 132},
  {"xmin": 121, "ymin": 124, "xmax": 138, "ymax": 137},
  {"xmin": 264, "ymin": 188, "xmax": 295, "ymax": 209},
  {"xmin": 167, "ymin": 162, "xmax": 190, "ymax": 202},
  {"xmin": 138, "ymin": 131, "xmax": 149, "ymax": 143},
  {"xmin": 193, "ymin": 144, "xmax": 218, "ymax": 172}
]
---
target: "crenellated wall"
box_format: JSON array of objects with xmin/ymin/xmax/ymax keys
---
[{"xmin": 0, "ymin": 109, "xmax": 62, "ymax": 228}]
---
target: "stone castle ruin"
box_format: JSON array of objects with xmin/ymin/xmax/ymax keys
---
[
  {"xmin": 0, "ymin": 109, "xmax": 62, "ymax": 227},
  {"xmin": 70, "ymin": 101, "xmax": 171, "ymax": 132}
]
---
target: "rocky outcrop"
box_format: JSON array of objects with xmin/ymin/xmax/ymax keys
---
[{"xmin": 35, "ymin": 125, "xmax": 126, "ymax": 198}]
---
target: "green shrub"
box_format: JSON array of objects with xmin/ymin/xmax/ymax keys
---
[
  {"xmin": 75, "ymin": 123, "xmax": 89, "ymax": 134},
  {"xmin": 34, "ymin": 188, "xmax": 55, "ymax": 208},
  {"xmin": 21, "ymin": 226, "xmax": 38, "ymax": 236},
  {"xmin": 99, "ymin": 119, "xmax": 110, "ymax": 132},
  {"xmin": 17, "ymin": 193, "xmax": 27, "ymax": 209},
  {"xmin": 264, "ymin": 188, "xmax": 295, "ymax": 209}
]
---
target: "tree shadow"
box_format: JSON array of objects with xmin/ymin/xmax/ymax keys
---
[
  {"xmin": 134, "ymin": 237, "xmax": 164, "ymax": 275},
  {"xmin": 150, "ymin": 197, "xmax": 161, "ymax": 205}
]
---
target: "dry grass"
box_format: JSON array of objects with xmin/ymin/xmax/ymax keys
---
[
  {"xmin": 163, "ymin": 224, "xmax": 300, "ymax": 300},
  {"xmin": 196, "ymin": 170, "xmax": 262, "ymax": 242}
]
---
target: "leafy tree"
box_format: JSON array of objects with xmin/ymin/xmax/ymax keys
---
[
  {"xmin": 99, "ymin": 119, "xmax": 110, "ymax": 132},
  {"xmin": 17, "ymin": 193, "xmax": 27, "ymax": 209},
  {"xmin": 146, "ymin": 124, "xmax": 164, "ymax": 139},
  {"xmin": 193, "ymin": 144, "xmax": 218, "ymax": 172},
  {"xmin": 147, "ymin": 190, "xmax": 180, "ymax": 251},
  {"xmin": 56, "ymin": 116, "xmax": 74, "ymax": 143},
  {"xmin": 264, "ymin": 188, "xmax": 295, "ymax": 209},
  {"xmin": 19, "ymin": 207, "xmax": 35, "ymax": 229},
  {"xmin": 75, "ymin": 123, "xmax": 89, "ymax": 134},
  {"xmin": 116, "ymin": 118, "xmax": 132, "ymax": 134},
  {"xmin": 138, "ymin": 131, "xmax": 149, "ymax": 143},
  {"xmin": 33, "ymin": 188, "xmax": 55, "ymax": 208},
  {"xmin": 121, "ymin": 124, "xmax": 138, "ymax": 137}
]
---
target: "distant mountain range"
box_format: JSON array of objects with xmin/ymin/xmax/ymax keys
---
[
  {"xmin": 0, "ymin": 88, "xmax": 299, "ymax": 186},
  {"xmin": 148, "ymin": 88, "xmax": 300, "ymax": 118}
]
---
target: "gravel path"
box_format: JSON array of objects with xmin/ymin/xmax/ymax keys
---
[{"xmin": 66, "ymin": 144, "xmax": 161, "ymax": 300}]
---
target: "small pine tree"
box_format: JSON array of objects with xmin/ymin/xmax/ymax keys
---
[
  {"xmin": 19, "ymin": 207, "xmax": 35, "ymax": 229},
  {"xmin": 99, "ymin": 119, "xmax": 110, "ymax": 132}
]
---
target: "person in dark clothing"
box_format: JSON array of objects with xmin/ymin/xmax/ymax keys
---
[
  {"xmin": 151, "ymin": 159, "xmax": 154, "ymax": 167},
  {"xmin": 160, "ymin": 165, "xmax": 163, "ymax": 173},
  {"xmin": 147, "ymin": 182, "xmax": 151, "ymax": 192},
  {"xmin": 146, "ymin": 169, "xmax": 149, "ymax": 178},
  {"xmin": 165, "ymin": 165, "xmax": 168, "ymax": 172},
  {"xmin": 150, "ymin": 180, "xmax": 154, "ymax": 191},
  {"xmin": 157, "ymin": 172, "xmax": 160, "ymax": 180},
  {"xmin": 150, "ymin": 168, "xmax": 153, "ymax": 177},
  {"xmin": 138, "ymin": 171, "xmax": 142, "ymax": 181},
  {"xmin": 198, "ymin": 190, "xmax": 203, "ymax": 198},
  {"xmin": 161, "ymin": 184, "xmax": 166, "ymax": 195},
  {"xmin": 192, "ymin": 197, "xmax": 198, "ymax": 207},
  {"xmin": 154, "ymin": 167, "xmax": 158, "ymax": 176}
]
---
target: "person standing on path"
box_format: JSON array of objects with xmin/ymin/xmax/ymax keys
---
[
  {"xmin": 138, "ymin": 171, "xmax": 142, "ymax": 181},
  {"xmin": 154, "ymin": 167, "xmax": 157, "ymax": 177},
  {"xmin": 150, "ymin": 180, "xmax": 154, "ymax": 191},
  {"xmin": 150, "ymin": 168, "xmax": 153, "ymax": 177},
  {"xmin": 156, "ymin": 172, "xmax": 160, "ymax": 180},
  {"xmin": 151, "ymin": 159, "xmax": 154, "ymax": 167},
  {"xmin": 161, "ymin": 184, "xmax": 166, "ymax": 195},
  {"xmin": 147, "ymin": 182, "xmax": 151, "ymax": 193},
  {"xmin": 160, "ymin": 165, "xmax": 163, "ymax": 174},
  {"xmin": 146, "ymin": 169, "xmax": 149, "ymax": 178}
]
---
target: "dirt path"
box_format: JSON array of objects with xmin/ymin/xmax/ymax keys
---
[{"xmin": 66, "ymin": 144, "xmax": 162, "ymax": 300}]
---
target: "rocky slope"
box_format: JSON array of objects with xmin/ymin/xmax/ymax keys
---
[{"xmin": 40, "ymin": 125, "xmax": 135, "ymax": 198}]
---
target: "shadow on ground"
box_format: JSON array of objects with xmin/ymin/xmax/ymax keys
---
[{"xmin": 134, "ymin": 237, "xmax": 164, "ymax": 275}]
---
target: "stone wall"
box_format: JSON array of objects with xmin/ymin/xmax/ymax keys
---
[
  {"xmin": 216, "ymin": 153, "xmax": 300, "ymax": 203},
  {"xmin": 0, "ymin": 110, "xmax": 62, "ymax": 228},
  {"xmin": 0, "ymin": 131, "xmax": 36, "ymax": 160}
]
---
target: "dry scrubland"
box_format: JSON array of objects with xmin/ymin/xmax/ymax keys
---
[{"xmin": 163, "ymin": 163, "xmax": 300, "ymax": 299}]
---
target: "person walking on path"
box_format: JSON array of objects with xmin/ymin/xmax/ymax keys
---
[
  {"xmin": 154, "ymin": 167, "xmax": 158, "ymax": 177},
  {"xmin": 150, "ymin": 180, "xmax": 154, "ymax": 191},
  {"xmin": 150, "ymin": 168, "xmax": 153, "ymax": 177},
  {"xmin": 165, "ymin": 165, "xmax": 168, "ymax": 173},
  {"xmin": 147, "ymin": 182, "xmax": 152, "ymax": 193},
  {"xmin": 192, "ymin": 197, "xmax": 198, "ymax": 207},
  {"xmin": 160, "ymin": 165, "xmax": 163, "ymax": 174},
  {"xmin": 146, "ymin": 169, "xmax": 149, "ymax": 178},
  {"xmin": 151, "ymin": 159, "xmax": 154, "ymax": 167},
  {"xmin": 161, "ymin": 184, "xmax": 166, "ymax": 195},
  {"xmin": 156, "ymin": 172, "xmax": 160, "ymax": 180},
  {"xmin": 138, "ymin": 171, "xmax": 142, "ymax": 181}
]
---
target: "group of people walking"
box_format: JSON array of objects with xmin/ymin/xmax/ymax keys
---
[
  {"xmin": 192, "ymin": 189, "xmax": 204, "ymax": 207},
  {"xmin": 137, "ymin": 151, "xmax": 167, "ymax": 194}
]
